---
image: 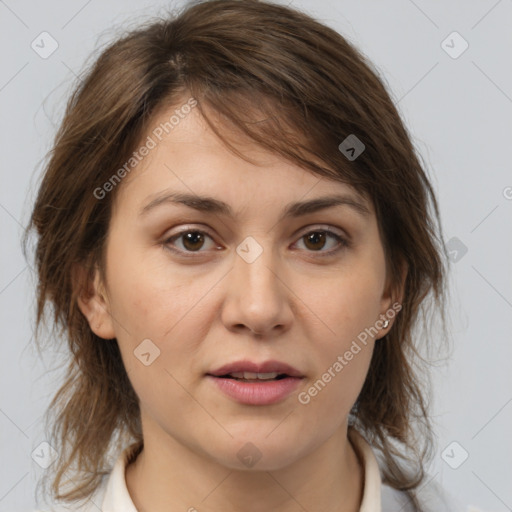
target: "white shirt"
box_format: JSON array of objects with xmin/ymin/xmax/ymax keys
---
[{"xmin": 35, "ymin": 429, "xmax": 461, "ymax": 512}]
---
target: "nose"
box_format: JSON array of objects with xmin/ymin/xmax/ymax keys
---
[{"xmin": 220, "ymin": 244, "xmax": 293, "ymax": 338}]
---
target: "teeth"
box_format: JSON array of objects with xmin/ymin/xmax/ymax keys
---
[{"xmin": 229, "ymin": 371, "xmax": 280, "ymax": 380}]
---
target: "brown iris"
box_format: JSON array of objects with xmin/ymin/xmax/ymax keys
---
[
  {"xmin": 303, "ymin": 232, "xmax": 327, "ymax": 251},
  {"xmin": 182, "ymin": 232, "xmax": 206, "ymax": 251}
]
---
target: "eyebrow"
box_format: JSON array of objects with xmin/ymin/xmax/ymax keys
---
[{"xmin": 139, "ymin": 191, "xmax": 371, "ymax": 221}]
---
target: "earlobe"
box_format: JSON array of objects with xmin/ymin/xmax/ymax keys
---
[{"xmin": 74, "ymin": 263, "xmax": 116, "ymax": 340}]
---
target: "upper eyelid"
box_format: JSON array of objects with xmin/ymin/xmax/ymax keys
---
[{"xmin": 166, "ymin": 224, "xmax": 347, "ymax": 240}]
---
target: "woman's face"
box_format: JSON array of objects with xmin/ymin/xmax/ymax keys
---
[{"xmin": 81, "ymin": 99, "xmax": 399, "ymax": 471}]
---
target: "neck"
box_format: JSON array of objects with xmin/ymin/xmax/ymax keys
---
[{"xmin": 125, "ymin": 424, "xmax": 364, "ymax": 512}]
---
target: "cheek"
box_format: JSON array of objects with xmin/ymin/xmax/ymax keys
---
[
  {"xmin": 307, "ymin": 262, "xmax": 385, "ymax": 341},
  {"xmin": 104, "ymin": 244, "xmax": 222, "ymax": 396},
  {"xmin": 296, "ymin": 258, "xmax": 384, "ymax": 403},
  {"xmin": 103, "ymin": 247, "xmax": 206, "ymax": 412},
  {"xmin": 105, "ymin": 238, "xmax": 196, "ymax": 335},
  {"xmin": 299, "ymin": 281, "xmax": 377, "ymax": 424}
]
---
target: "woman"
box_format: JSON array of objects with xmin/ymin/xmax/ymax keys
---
[{"xmin": 26, "ymin": 0, "xmax": 458, "ymax": 510}]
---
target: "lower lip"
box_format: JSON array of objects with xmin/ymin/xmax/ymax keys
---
[{"xmin": 206, "ymin": 375, "xmax": 303, "ymax": 405}]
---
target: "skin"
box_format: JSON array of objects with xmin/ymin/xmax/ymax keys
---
[{"xmin": 77, "ymin": 96, "xmax": 404, "ymax": 512}]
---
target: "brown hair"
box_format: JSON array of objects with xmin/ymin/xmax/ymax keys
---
[{"xmin": 24, "ymin": 0, "xmax": 449, "ymax": 509}]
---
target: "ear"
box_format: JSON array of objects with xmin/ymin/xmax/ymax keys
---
[
  {"xmin": 73, "ymin": 263, "xmax": 116, "ymax": 340},
  {"xmin": 377, "ymin": 259, "xmax": 407, "ymax": 337}
]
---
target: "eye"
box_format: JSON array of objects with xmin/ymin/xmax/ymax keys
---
[
  {"xmin": 293, "ymin": 229, "xmax": 349, "ymax": 256},
  {"xmin": 163, "ymin": 226, "xmax": 349, "ymax": 257},
  {"xmin": 164, "ymin": 229, "xmax": 218, "ymax": 254}
]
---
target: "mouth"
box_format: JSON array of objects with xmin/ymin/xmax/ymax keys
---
[
  {"xmin": 206, "ymin": 360, "xmax": 305, "ymax": 405},
  {"xmin": 207, "ymin": 359, "xmax": 304, "ymax": 379},
  {"xmin": 212, "ymin": 371, "xmax": 291, "ymax": 382}
]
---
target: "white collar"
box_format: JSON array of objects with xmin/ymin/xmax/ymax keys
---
[{"xmin": 348, "ymin": 427, "xmax": 382, "ymax": 511}]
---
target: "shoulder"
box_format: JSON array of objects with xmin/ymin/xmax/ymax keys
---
[
  {"xmin": 381, "ymin": 484, "xmax": 415, "ymax": 511},
  {"xmin": 348, "ymin": 428, "xmax": 460, "ymax": 511},
  {"xmin": 33, "ymin": 443, "xmax": 138, "ymax": 512},
  {"xmin": 32, "ymin": 473, "xmax": 110, "ymax": 512},
  {"xmin": 381, "ymin": 479, "xmax": 465, "ymax": 512}
]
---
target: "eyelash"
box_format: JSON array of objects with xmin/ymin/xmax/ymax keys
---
[{"xmin": 162, "ymin": 227, "xmax": 349, "ymax": 258}]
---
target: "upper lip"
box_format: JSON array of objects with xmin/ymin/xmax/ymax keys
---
[{"xmin": 207, "ymin": 360, "xmax": 304, "ymax": 378}]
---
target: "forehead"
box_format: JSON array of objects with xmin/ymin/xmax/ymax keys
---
[{"xmin": 113, "ymin": 98, "xmax": 373, "ymax": 218}]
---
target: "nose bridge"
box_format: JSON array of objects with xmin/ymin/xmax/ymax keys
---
[
  {"xmin": 225, "ymin": 234, "xmax": 290, "ymax": 333},
  {"xmin": 235, "ymin": 235, "xmax": 281, "ymax": 301}
]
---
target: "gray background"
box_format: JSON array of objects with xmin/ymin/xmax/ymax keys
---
[{"xmin": 1, "ymin": 0, "xmax": 511, "ymax": 511}]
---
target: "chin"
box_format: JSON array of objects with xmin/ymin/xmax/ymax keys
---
[
  {"xmin": 205, "ymin": 435, "xmax": 307, "ymax": 472},
  {"xmin": 218, "ymin": 451, "xmax": 301, "ymax": 472}
]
